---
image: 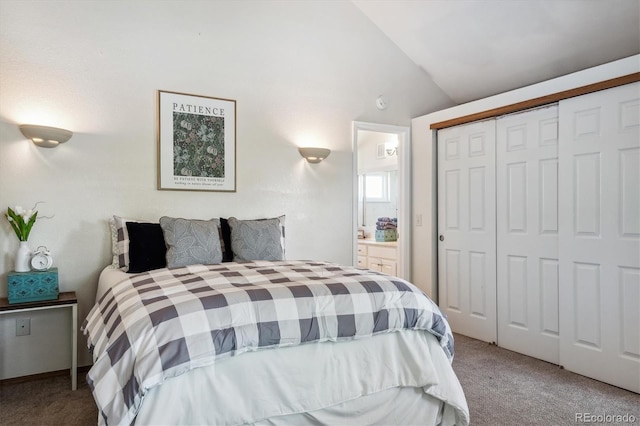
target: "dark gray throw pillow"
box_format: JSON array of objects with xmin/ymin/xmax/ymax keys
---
[
  {"xmin": 227, "ymin": 216, "xmax": 285, "ymax": 261},
  {"xmin": 159, "ymin": 217, "xmax": 223, "ymax": 267}
]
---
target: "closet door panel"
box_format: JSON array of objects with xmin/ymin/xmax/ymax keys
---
[
  {"xmin": 559, "ymin": 82, "xmax": 640, "ymax": 393},
  {"xmin": 438, "ymin": 120, "xmax": 497, "ymax": 343},
  {"xmin": 620, "ymin": 267, "xmax": 640, "ymax": 358},
  {"xmin": 539, "ymin": 159, "xmax": 559, "ymax": 233},
  {"xmin": 496, "ymin": 105, "xmax": 560, "ymax": 364},
  {"xmin": 620, "ymin": 147, "xmax": 640, "ymax": 236},
  {"xmin": 540, "ymin": 258, "xmax": 559, "ymax": 335}
]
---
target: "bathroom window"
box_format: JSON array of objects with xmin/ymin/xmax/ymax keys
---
[{"xmin": 364, "ymin": 172, "xmax": 390, "ymax": 202}]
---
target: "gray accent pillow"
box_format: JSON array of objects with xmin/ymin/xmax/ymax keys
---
[
  {"xmin": 228, "ymin": 216, "xmax": 285, "ymax": 261},
  {"xmin": 159, "ymin": 217, "xmax": 223, "ymax": 267}
]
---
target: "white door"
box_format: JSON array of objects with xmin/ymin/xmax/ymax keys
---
[
  {"xmin": 438, "ymin": 120, "xmax": 497, "ymax": 343},
  {"xmin": 559, "ymin": 82, "xmax": 640, "ymax": 393},
  {"xmin": 496, "ymin": 105, "xmax": 560, "ymax": 364}
]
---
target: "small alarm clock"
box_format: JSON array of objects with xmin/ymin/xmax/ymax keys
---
[{"xmin": 31, "ymin": 246, "xmax": 54, "ymax": 271}]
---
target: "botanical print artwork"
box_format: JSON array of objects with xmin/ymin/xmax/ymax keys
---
[
  {"xmin": 158, "ymin": 90, "xmax": 236, "ymax": 192},
  {"xmin": 173, "ymin": 113, "xmax": 225, "ymax": 178}
]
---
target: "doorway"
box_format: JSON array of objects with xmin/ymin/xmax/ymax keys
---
[{"xmin": 352, "ymin": 121, "xmax": 411, "ymax": 280}]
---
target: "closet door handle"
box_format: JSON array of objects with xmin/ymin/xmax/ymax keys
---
[{"xmin": 439, "ymin": 235, "xmax": 444, "ymax": 242}]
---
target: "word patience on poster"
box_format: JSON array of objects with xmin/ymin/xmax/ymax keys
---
[{"xmin": 158, "ymin": 90, "xmax": 236, "ymax": 192}]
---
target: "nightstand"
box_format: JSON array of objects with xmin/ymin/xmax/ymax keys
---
[{"xmin": 0, "ymin": 291, "xmax": 78, "ymax": 390}]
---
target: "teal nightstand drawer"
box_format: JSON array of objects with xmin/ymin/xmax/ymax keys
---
[{"xmin": 8, "ymin": 268, "xmax": 59, "ymax": 304}]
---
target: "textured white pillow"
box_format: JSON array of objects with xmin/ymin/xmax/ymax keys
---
[
  {"xmin": 111, "ymin": 215, "xmax": 145, "ymax": 272},
  {"xmin": 109, "ymin": 218, "xmax": 119, "ymax": 268}
]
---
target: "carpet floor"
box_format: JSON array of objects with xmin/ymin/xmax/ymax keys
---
[
  {"xmin": 1, "ymin": 333, "xmax": 637, "ymax": 425},
  {"xmin": 451, "ymin": 334, "xmax": 638, "ymax": 425}
]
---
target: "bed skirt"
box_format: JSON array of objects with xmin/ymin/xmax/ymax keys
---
[{"xmin": 134, "ymin": 329, "xmax": 468, "ymax": 425}]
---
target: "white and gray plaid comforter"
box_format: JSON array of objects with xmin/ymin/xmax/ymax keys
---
[{"xmin": 82, "ymin": 260, "xmax": 455, "ymax": 426}]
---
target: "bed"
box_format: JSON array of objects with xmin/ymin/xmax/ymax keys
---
[{"xmin": 82, "ymin": 215, "xmax": 469, "ymax": 425}]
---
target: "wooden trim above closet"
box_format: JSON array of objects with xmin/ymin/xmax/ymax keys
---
[{"xmin": 430, "ymin": 72, "xmax": 640, "ymax": 130}]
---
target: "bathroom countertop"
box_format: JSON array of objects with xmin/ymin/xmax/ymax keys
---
[{"xmin": 357, "ymin": 238, "xmax": 397, "ymax": 247}]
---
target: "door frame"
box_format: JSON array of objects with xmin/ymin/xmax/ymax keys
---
[{"xmin": 352, "ymin": 121, "xmax": 411, "ymax": 280}]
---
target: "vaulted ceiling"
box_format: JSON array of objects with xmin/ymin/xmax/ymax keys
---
[{"xmin": 353, "ymin": 0, "xmax": 640, "ymax": 104}]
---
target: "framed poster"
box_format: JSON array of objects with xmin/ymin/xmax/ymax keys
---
[{"xmin": 158, "ymin": 90, "xmax": 236, "ymax": 191}]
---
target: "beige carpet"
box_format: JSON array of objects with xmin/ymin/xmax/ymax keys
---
[
  {"xmin": 1, "ymin": 333, "xmax": 637, "ymax": 425},
  {"xmin": 452, "ymin": 334, "xmax": 639, "ymax": 425}
]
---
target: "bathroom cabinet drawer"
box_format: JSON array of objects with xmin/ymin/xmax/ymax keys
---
[{"xmin": 367, "ymin": 245, "xmax": 396, "ymax": 261}]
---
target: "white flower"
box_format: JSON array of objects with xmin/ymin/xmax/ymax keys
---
[{"xmin": 6, "ymin": 204, "xmax": 40, "ymax": 241}]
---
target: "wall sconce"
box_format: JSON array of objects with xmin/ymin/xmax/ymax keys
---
[
  {"xmin": 19, "ymin": 124, "xmax": 73, "ymax": 148},
  {"xmin": 385, "ymin": 143, "xmax": 398, "ymax": 156},
  {"xmin": 376, "ymin": 141, "xmax": 398, "ymax": 158},
  {"xmin": 299, "ymin": 147, "xmax": 331, "ymax": 163}
]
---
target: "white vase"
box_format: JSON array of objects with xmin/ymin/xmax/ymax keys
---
[{"xmin": 15, "ymin": 241, "xmax": 32, "ymax": 272}]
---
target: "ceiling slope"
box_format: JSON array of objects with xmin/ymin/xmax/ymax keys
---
[{"xmin": 353, "ymin": 0, "xmax": 640, "ymax": 104}]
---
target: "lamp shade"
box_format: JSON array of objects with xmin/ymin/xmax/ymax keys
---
[
  {"xmin": 298, "ymin": 147, "xmax": 331, "ymax": 163},
  {"xmin": 19, "ymin": 124, "xmax": 73, "ymax": 148}
]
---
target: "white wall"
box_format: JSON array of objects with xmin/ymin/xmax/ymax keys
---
[
  {"xmin": 357, "ymin": 131, "xmax": 398, "ymax": 173},
  {"xmin": 410, "ymin": 55, "xmax": 640, "ymax": 301},
  {"xmin": 0, "ymin": 1, "xmax": 453, "ymax": 378}
]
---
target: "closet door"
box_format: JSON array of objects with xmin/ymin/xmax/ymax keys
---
[
  {"xmin": 559, "ymin": 82, "xmax": 640, "ymax": 393},
  {"xmin": 438, "ymin": 120, "xmax": 497, "ymax": 343},
  {"xmin": 496, "ymin": 105, "xmax": 560, "ymax": 364}
]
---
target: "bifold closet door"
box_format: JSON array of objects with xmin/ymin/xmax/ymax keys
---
[
  {"xmin": 559, "ymin": 82, "xmax": 640, "ymax": 393},
  {"xmin": 437, "ymin": 120, "xmax": 497, "ymax": 343},
  {"xmin": 496, "ymin": 105, "xmax": 560, "ymax": 364}
]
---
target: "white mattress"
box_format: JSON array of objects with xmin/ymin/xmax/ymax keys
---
[
  {"xmin": 94, "ymin": 266, "xmax": 469, "ymax": 425},
  {"xmin": 96, "ymin": 265, "xmax": 130, "ymax": 302}
]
